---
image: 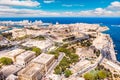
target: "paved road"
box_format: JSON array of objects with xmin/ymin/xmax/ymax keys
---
[
  {"xmin": 45, "ymin": 52, "xmax": 65, "ymax": 75},
  {"xmin": 42, "ymin": 33, "xmax": 55, "ymax": 53},
  {"xmin": 74, "ymin": 41, "xmax": 115, "ymax": 76},
  {"xmin": 73, "ymin": 54, "xmax": 104, "ymax": 76},
  {"xmin": 73, "ymin": 48, "xmax": 107, "ymax": 76}
]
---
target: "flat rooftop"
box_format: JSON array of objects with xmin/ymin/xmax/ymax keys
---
[
  {"xmin": 18, "ymin": 63, "xmax": 44, "ymax": 77},
  {"xmin": 32, "ymin": 53, "xmax": 54, "ymax": 64},
  {"xmin": 71, "ymin": 60, "xmax": 90, "ymax": 73},
  {"xmin": 16, "ymin": 51, "xmax": 35, "ymax": 60},
  {"xmin": 1, "ymin": 64, "xmax": 22, "ymax": 77},
  {"xmin": 7, "ymin": 48, "xmax": 25, "ymax": 57},
  {"xmin": 22, "ymin": 39, "xmax": 52, "ymax": 50},
  {"xmin": 106, "ymin": 61, "xmax": 120, "ymax": 71}
]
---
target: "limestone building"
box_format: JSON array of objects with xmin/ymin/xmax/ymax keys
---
[
  {"xmin": 16, "ymin": 51, "xmax": 36, "ymax": 67},
  {"xmin": 32, "ymin": 53, "xmax": 55, "ymax": 72},
  {"xmin": 6, "ymin": 48, "xmax": 25, "ymax": 62},
  {"xmin": 18, "ymin": 63, "xmax": 44, "ymax": 80}
]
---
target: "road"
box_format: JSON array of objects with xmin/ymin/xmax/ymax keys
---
[
  {"xmin": 73, "ymin": 35, "xmax": 117, "ymax": 76},
  {"xmin": 42, "ymin": 33, "xmax": 55, "ymax": 53},
  {"xmin": 45, "ymin": 52, "xmax": 65, "ymax": 75},
  {"xmin": 73, "ymin": 49, "xmax": 107, "ymax": 76},
  {"xmin": 73, "ymin": 54, "xmax": 104, "ymax": 76}
]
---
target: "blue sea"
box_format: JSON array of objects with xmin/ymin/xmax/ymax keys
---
[{"xmin": 0, "ymin": 17, "xmax": 120, "ymax": 61}]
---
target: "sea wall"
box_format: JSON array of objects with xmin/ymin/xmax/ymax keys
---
[{"xmin": 107, "ymin": 34, "xmax": 117, "ymax": 61}]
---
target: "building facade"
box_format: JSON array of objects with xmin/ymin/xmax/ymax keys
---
[
  {"xmin": 18, "ymin": 63, "xmax": 44, "ymax": 80},
  {"xmin": 32, "ymin": 53, "xmax": 55, "ymax": 72},
  {"xmin": 16, "ymin": 51, "xmax": 36, "ymax": 67}
]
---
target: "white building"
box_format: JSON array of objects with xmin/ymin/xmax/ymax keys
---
[
  {"xmin": 6, "ymin": 74, "xmax": 18, "ymax": 80},
  {"xmin": 16, "ymin": 51, "xmax": 36, "ymax": 67},
  {"xmin": 6, "ymin": 48, "xmax": 25, "ymax": 62},
  {"xmin": 22, "ymin": 39, "xmax": 53, "ymax": 50},
  {"xmin": 9, "ymin": 28, "xmax": 27, "ymax": 39},
  {"xmin": 18, "ymin": 63, "xmax": 44, "ymax": 80},
  {"xmin": 32, "ymin": 53, "xmax": 55, "ymax": 72},
  {"xmin": 1, "ymin": 64, "xmax": 22, "ymax": 78}
]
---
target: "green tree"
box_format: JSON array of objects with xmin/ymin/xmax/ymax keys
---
[
  {"xmin": 54, "ymin": 66, "xmax": 62, "ymax": 74},
  {"xmin": 81, "ymin": 39, "xmax": 92, "ymax": 47},
  {"xmin": 32, "ymin": 35, "xmax": 46, "ymax": 40},
  {"xmin": 69, "ymin": 53, "xmax": 79, "ymax": 63},
  {"xmin": 59, "ymin": 57, "xmax": 70, "ymax": 69},
  {"xmin": 48, "ymin": 51, "xmax": 59, "ymax": 59},
  {"xmin": 32, "ymin": 47, "xmax": 41, "ymax": 56},
  {"xmin": 64, "ymin": 69, "xmax": 72, "ymax": 77},
  {"xmin": 84, "ymin": 73, "xmax": 96, "ymax": 80},
  {"xmin": 0, "ymin": 57, "xmax": 13, "ymax": 65},
  {"xmin": 98, "ymin": 70, "xmax": 107, "ymax": 79}
]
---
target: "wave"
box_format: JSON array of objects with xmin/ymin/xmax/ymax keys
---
[{"xmin": 111, "ymin": 25, "xmax": 120, "ymax": 27}]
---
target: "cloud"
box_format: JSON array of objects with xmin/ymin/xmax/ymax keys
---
[
  {"xmin": 77, "ymin": 9, "xmax": 114, "ymax": 17},
  {"xmin": 62, "ymin": 4, "xmax": 84, "ymax": 7},
  {"xmin": 0, "ymin": 6, "xmax": 60, "ymax": 17},
  {"xmin": 107, "ymin": 1, "xmax": 120, "ymax": 11},
  {"xmin": 76, "ymin": 4, "xmax": 84, "ymax": 7},
  {"xmin": 0, "ymin": 0, "xmax": 40, "ymax": 7},
  {"xmin": 43, "ymin": 0, "xmax": 54, "ymax": 4},
  {"xmin": 0, "ymin": 1, "xmax": 120, "ymax": 17},
  {"xmin": 62, "ymin": 4, "xmax": 73, "ymax": 7},
  {"xmin": 60, "ymin": 5, "xmax": 120, "ymax": 17}
]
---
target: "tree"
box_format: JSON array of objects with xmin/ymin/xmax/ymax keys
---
[
  {"xmin": 54, "ymin": 66, "xmax": 62, "ymax": 75},
  {"xmin": 1, "ymin": 32, "xmax": 12, "ymax": 40},
  {"xmin": 80, "ymin": 39, "xmax": 92, "ymax": 47},
  {"xmin": 69, "ymin": 53, "xmax": 79, "ymax": 63},
  {"xmin": 32, "ymin": 47, "xmax": 41, "ymax": 56},
  {"xmin": 48, "ymin": 51, "xmax": 59, "ymax": 59},
  {"xmin": 59, "ymin": 57, "xmax": 70, "ymax": 68},
  {"xmin": 94, "ymin": 49, "xmax": 100, "ymax": 57},
  {"xmin": 32, "ymin": 35, "xmax": 46, "ymax": 40},
  {"xmin": 64, "ymin": 69, "xmax": 72, "ymax": 77},
  {"xmin": 84, "ymin": 73, "xmax": 96, "ymax": 80},
  {"xmin": 0, "ymin": 57, "xmax": 13, "ymax": 65},
  {"xmin": 98, "ymin": 70, "xmax": 107, "ymax": 79}
]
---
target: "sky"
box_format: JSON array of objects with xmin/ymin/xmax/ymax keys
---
[{"xmin": 0, "ymin": 0, "xmax": 120, "ymax": 17}]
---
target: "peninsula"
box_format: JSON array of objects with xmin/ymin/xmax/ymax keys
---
[{"xmin": 0, "ymin": 21, "xmax": 120, "ymax": 80}]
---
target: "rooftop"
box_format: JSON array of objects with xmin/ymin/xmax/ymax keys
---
[
  {"xmin": 6, "ymin": 74, "xmax": 18, "ymax": 80},
  {"xmin": 18, "ymin": 63, "xmax": 44, "ymax": 77},
  {"xmin": 22, "ymin": 39, "xmax": 52, "ymax": 50},
  {"xmin": 16, "ymin": 51, "xmax": 35, "ymax": 61},
  {"xmin": 7, "ymin": 48, "xmax": 25, "ymax": 57},
  {"xmin": 32, "ymin": 53, "xmax": 54, "ymax": 64},
  {"xmin": 1, "ymin": 64, "xmax": 22, "ymax": 77}
]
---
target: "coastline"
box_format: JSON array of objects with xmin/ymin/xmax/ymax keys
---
[
  {"xmin": 106, "ymin": 34, "xmax": 117, "ymax": 61},
  {"xmin": 100, "ymin": 26, "xmax": 117, "ymax": 61},
  {"xmin": 1, "ymin": 17, "xmax": 120, "ymax": 61},
  {"xmin": 0, "ymin": 22, "xmax": 120, "ymax": 80}
]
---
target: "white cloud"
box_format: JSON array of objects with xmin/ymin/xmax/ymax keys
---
[
  {"xmin": 0, "ymin": 6, "xmax": 60, "ymax": 17},
  {"xmin": 43, "ymin": 0, "xmax": 54, "ymax": 4},
  {"xmin": 73, "ymin": 1, "xmax": 120, "ymax": 17},
  {"xmin": 0, "ymin": 6, "xmax": 10, "ymax": 9},
  {"xmin": 0, "ymin": 1, "xmax": 120, "ymax": 17},
  {"xmin": 62, "ymin": 4, "xmax": 73, "ymax": 7},
  {"xmin": 107, "ymin": 1, "xmax": 120, "ymax": 11},
  {"xmin": 110, "ymin": 1, "xmax": 120, "ymax": 7},
  {"xmin": 94, "ymin": 8, "xmax": 105, "ymax": 15},
  {"xmin": 0, "ymin": 0, "xmax": 40, "ymax": 7},
  {"xmin": 62, "ymin": 4, "xmax": 84, "ymax": 7},
  {"xmin": 76, "ymin": 4, "xmax": 84, "ymax": 7}
]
